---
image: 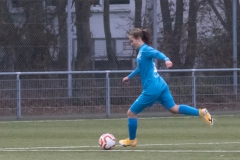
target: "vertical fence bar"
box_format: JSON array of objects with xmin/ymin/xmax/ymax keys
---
[
  {"xmin": 192, "ymin": 71, "xmax": 196, "ymax": 108},
  {"xmin": 233, "ymin": 0, "xmax": 238, "ymax": 95},
  {"xmin": 16, "ymin": 74, "xmax": 21, "ymax": 119},
  {"xmin": 67, "ymin": 0, "xmax": 73, "ymax": 98},
  {"xmin": 106, "ymin": 71, "xmax": 110, "ymax": 117},
  {"xmin": 153, "ymin": 0, "xmax": 158, "ymax": 68}
]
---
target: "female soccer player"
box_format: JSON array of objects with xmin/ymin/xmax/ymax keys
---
[{"xmin": 119, "ymin": 28, "xmax": 214, "ymax": 147}]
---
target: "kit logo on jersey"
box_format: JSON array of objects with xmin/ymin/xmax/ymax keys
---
[
  {"xmin": 153, "ymin": 62, "xmax": 159, "ymax": 78},
  {"xmin": 137, "ymin": 51, "xmax": 142, "ymax": 60}
]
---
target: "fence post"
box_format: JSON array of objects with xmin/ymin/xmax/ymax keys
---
[
  {"xmin": 67, "ymin": 0, "xmax": 73, "ymax": 98},
  {"xmin": 153, "ymin": 0, "xmax": 158, "ymax": 68},
  {"xmin": 16, "ymin": 74, "xmax": 21, "ymax": 119},
  {"xmin": 106, "ymin": 71, "xmax": 110, "ymax": 117},
  {"xmin": 192, "ymin": 71, "xmax": 196, "ymax": 108},
  {"xmin": 233, "ymin": 0, "xmax": 238, "ymax": 96}
]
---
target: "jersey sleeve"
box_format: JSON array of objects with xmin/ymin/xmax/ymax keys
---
[
  {"xmin": 146, "ymin": 47, "xmax": 170, "ymax": 61},
  {"xmin": 127, "ymin": 67, "xmax": 140, "ymax": 79}
]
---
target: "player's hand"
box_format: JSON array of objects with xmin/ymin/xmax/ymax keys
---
[
  {"xmin": 165, "ymin": 60, "xmax": 173, "ymax": 68},
  {"xmin": 122, "ymin": 76, "xmax": 129, "ymax": 84}
]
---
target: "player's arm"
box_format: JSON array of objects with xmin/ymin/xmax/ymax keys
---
[
  {"xmin": 128, "ymin": 67, "xmax": 140, "ymax": 78},
  {"xmin": 122, "ymin": 67, "xmax": 140, "ymax": 83},
  {"xmin": 147, "ymin": 48, "xmax": 173, "ymax": 68}
]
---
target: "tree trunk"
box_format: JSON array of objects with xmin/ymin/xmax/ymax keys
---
[
  {"xmin": 223, "ymin": 0, "xmax": 232, "ymax": 33},
  {"xmin": 183, "ymin": 0, "xmax": 198, "ymax": 69},
  {"xmin": 160, "ymin": 0, "xmax": 187, "ymax": 70},
  {"xmin": 172, "ymin": 0, "xmax": 183, "ymax": 68},
  {"xmin": 160, "ymin": 0, "xmax": 175, "ymax": 67},
  {"xmin": 0, "ymin": 0, "xmax": 17, "ymax": 71},
  {"xmin": 132, "ymin": 0, "xmax": 142, "ymax": 66},
  {"xmin": 56, "ymin": 0, "xmax": 68, "ymax": 71},
  {"xmin": 134, "ymin": 0, "xmax": 142, "ymax": 28},
  {"xmin": 14, "ymin": 0, "xmax": 52, "ymax": 74},
  {"xmin": 75, "ymin": 0, "xmax": 92, "ymax": 71},
  {"xmin": 103, "ymin": 0, "xmax": 118, "ymax": 69},
  {"xmin": 143, "ymin": 0, "xmax": 153, "ymax": 30}
]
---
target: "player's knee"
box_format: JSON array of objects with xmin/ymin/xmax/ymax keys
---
[
  {"xmin": 168, "ymin": 105, "xmax": 179, "ymax": 114},
  {"xmin": 127, "ymin": 109, "xmax": 137, "ymax": 117}
]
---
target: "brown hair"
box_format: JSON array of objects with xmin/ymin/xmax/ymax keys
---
[{"xmin": 129, "ymin": 28, "xmax": 152, "ymax": 45}]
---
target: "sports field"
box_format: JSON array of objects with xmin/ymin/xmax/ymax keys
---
[{"xmin": 0, "ymin": 115, "xmax": 239, "ymax": 160}]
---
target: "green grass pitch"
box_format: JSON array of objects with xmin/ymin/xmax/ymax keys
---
[{"xmin": 0, "ymin": 115, "xmax": 240, "ymax": 160}]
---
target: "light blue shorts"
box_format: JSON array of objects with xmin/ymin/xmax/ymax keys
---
[{"xmin": 129, "ymin": 84, "xmax": 175, "ymax": 114}]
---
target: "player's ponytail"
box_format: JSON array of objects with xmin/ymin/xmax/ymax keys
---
[
  {"xmin": 129, "ymin": 28, "xmax": 152, "ymax": 45},
  {"xmin": 142, "ymin": 29, "xmax": 152, "ymax": 45}
]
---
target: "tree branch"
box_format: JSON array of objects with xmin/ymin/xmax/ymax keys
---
[{"xmin": 207, "ymin": 0, "xmax": 230, "ymax": 32}]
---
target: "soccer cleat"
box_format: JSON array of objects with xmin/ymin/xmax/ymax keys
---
[
  {"xmin": 119, "ymin": 138, "xmax": 137, "ymax": 147},
  {"xmin": 199, "ymin": 108, "xmax": 214, "ymax": 126}
]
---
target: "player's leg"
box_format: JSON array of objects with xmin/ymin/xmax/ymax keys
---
[
  {"xmin": 119, "ymin": 111, "xmax": 138, "ymax": 147},
  {"xmin": 159, "ymin": 85, "xmax": 214, "ymax": 125},
  {"xmin": 169, "ymin": 105, "xmax": 213, "ymax": 125},
  {"xmin": 119, "ymin": 93, "xmax": 157, "ymax": 147},
  {"xmin": 169, "ymin": 105, "xmax": 199, "ymax": 116}
]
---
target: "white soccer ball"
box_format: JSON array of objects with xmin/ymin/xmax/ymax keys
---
[{"xmin": 99, "ymin": 133, "xmax": 116, "ymax": 150}]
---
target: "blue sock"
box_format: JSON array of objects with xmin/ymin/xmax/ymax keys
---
[
  {"xmin": 178, "ymin": 104, "xmax": 199, "ymax": 116},
  {"xmin": 128, "ymin": 118, "xmax": 138, "ymax": 140}
]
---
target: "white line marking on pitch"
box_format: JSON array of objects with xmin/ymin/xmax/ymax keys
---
[
  {"xmin": 138, "ymin": 142, "xmax": 240, "ymax": 146},
  {"xmin": 0, "ymin": 114, "xmax": 237, "ymax": 124},
  {"xmin": 0, "ymin": 149, "xmax": 240, "ymax": 153},
  {"xmin": 1, "ymin": 141, "xmax": 240, "ymax": 150},
  {"xmin": 0, "ymin": 117, "xmax": 185, "ymax": 123}
]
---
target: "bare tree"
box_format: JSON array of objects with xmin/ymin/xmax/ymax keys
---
[
  {"xmin": 135, "ymin": 0, "xmax": 142, "ymax": 28},
  {"xmin": 103, "ymin": 0, "xmax": 118, "ymax": 69},
  {"xmin": 160, "ymin": 0, "xmax": 183, "ymax": 69},
  {"xmin": 183, "ymin": 0, "xmax": 198, "ymax": 69},
  {"xmin": 207, "ymin": 0, "xmax": 231, "ymax": 33},
  {"xmin": 143, "ymin": 0, "xmax": 154, "ymax": 30},
  {"xmin": 172, "ymin": 0, "xmax": 184, "ymax": 68},
  {"xmin": 14, "ymin": 0, "xmax": 53, "ymax": 73},
  {"xmin": 75, "ymin": 0, "xmax": 92, "ymax": 70},
  {"xmin": 207, "ymin": 0, "xmax": 240, "ymax": 67},
  {"xmin": 131, "ymin": 0, "xmax": 143, "ymax": 64},
  {"xmin": 0, "ymin": 0, "xmax": 17, "ymax": 71},
  {"xmin": 56, "ymin": 0, "xmax": 68, "ymax": 71},
  {"xmin": 160, "ymin": 0, "xmax": 202, "ymax": 70}
]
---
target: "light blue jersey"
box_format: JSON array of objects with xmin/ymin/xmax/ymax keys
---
[
  {"xmin": 127, "ymin": 44, "xmax": 175, "ymax": 114},
  {"xmin": 128, "ymin": 44, "xmax": 169, "ymax": 94}
]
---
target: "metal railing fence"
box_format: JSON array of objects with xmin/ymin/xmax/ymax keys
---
[{"xmin": 0, "ymin": 68, "xmax": 239, "ymax": 119}]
